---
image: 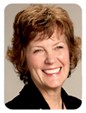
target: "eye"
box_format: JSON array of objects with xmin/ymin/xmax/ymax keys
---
[
  {"xmin": 55, "ymin": 46, "xmax": 64, "ymax": 49},
  {"xmin": 33, "ymin": 49, "xmax": 44, "ymax": 53}
]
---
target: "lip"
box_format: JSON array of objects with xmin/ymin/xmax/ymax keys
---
[{"xmin": 42, "ymin": 67, "xmax": 62, "ymax": 76}]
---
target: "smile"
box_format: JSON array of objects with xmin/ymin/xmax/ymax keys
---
[{"xmin": 43, "ymin": 68, "xmax": 61, "ymax": 75}]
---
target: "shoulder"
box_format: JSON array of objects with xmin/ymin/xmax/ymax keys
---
[
  {"xmin": 62, "ymin": 88, "xmax": 82, "ymax": 109},
  {"xmin": 5, "ymin": 82, "xmax": 48, "ymax": 109},
  {"xmin": 5, "ymin": 85, "xmax": 31, "ymax": 109},
  {"xmin": 68, "ymin": 95, "xmax": 82, "ymax": 109},
  {"xmin": 5, "ymin": 95, "xmax": 23, "ymax": 109}
]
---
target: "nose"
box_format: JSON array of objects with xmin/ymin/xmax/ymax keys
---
[{"xmin": 45, "ymin": 52, "xmax": 56, "ymax": 65}]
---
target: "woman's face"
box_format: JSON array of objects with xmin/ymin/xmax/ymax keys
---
[{"xmin": 26, "ymin": 28, "xmax": 70, "ymax": 89}]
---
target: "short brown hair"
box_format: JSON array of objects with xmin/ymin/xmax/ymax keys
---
[{"xmin": 7, "ymin": 4, "xmax": 81, "ymax": 83}]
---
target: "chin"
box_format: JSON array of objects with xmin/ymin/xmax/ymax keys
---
[{"xmin": 45, "ymin": 81, "xmax": 63, "ymax": 89}]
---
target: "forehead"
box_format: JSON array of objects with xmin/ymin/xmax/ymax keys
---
[
  {"xmin": 33, "ymin": 27, "xmax": 65, "ymax": 42},
  {"xmin": 28, "ymin": 29, "xmax": 67, "ymax": 47}
]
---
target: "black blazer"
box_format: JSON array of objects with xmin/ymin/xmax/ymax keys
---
[{"xmin": 5, "ymin": 79, "xmax": 82, "ymax": 109}]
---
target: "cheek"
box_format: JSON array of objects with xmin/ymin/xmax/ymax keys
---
[
  {"xmin": 59, "ymin": 50, "xmax": 70, "ymax": 64},
  {"xmin": 26, "ymin": 54, "xmax": 43, "ymax": 69}
]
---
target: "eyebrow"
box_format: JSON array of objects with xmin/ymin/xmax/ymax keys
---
[
  {"xmin": 53, "ymin": 41, "xmax": 65, "ymax": 47},
  {"xmin": 30, "ymin": 46, "xmax": 44, "ymax": 50},
  {"xmin": 30, "ymin": 41, "xmax": 64, "ymax": 49},
  {"xmin": 53, "ymin": 41, "xmax": 62, "ymax": 46}
]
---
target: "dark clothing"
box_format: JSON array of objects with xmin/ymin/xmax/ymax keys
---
[{"xmin": 5, "ymin": 79, "xmax": 82, "ymax": 109}]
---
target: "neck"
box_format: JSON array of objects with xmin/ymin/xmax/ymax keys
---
[
  {"xmin": 32, "ymin": 79, "xmax": 64, "ymax": 109},
  {"xmin": 38, "ymin": 85, "xmax": 63, "ymax": 109}
]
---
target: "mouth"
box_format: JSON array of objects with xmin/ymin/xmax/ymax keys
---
[{"xmin": 42, "ymin": 67, "xmax": 62, "ymax": 76}]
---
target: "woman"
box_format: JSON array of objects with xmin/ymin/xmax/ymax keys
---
[{"xmin": 5, "ymin": 4, "xmax": 81, "ymax": 109}]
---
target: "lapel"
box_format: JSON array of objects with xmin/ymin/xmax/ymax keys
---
[{"xmin": 20, "ymin": 79, "xmax": 50, "ymax": 109}]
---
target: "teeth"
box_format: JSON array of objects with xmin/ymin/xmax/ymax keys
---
[{"xmin": 44, "ymin": 68, "xmax": 60, "ymax": 74}]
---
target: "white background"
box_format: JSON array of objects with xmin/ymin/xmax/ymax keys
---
[{"xmin": 0, "ymin": 0, "xmax": 86, "ymax": 113}]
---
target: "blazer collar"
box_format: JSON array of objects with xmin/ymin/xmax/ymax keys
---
[{"xmin": 20, "ymin": 79, "xmax": 71, "ymax": 109}]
